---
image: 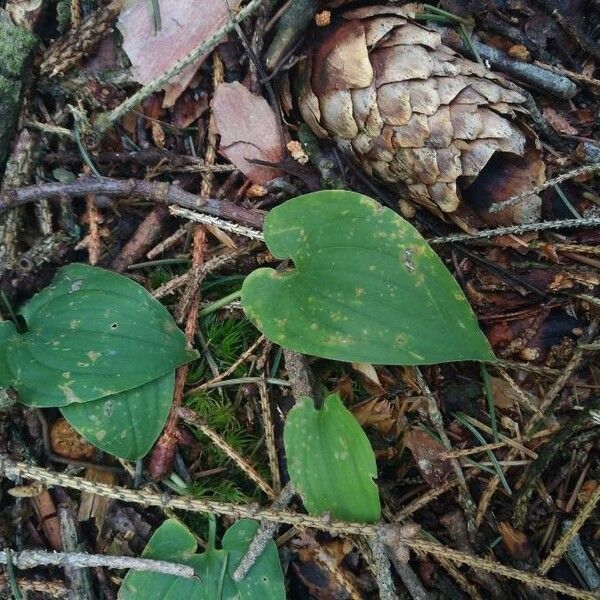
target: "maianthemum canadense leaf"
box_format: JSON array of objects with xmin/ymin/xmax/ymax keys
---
[
  {"xmin": 60, "ymin": 372, "xmax": 175, "ymax": 461},
  {"xmin": 0, "ymin": 321, "xmax": 16, "ymax": 387},
  {"xmin": 242, "ymin": 190, "xmax": 495, "ymax": 365},
  {"xmin": 2, "ymin": 264, "xmax": 198, "ymax": 408},
  {"xmin": 119, "ymin": 519, "xmax": 285, "ymax": 600},
  {"xmin": 284, "ymin": 392, "xmax": 381, "ymax": 523}
]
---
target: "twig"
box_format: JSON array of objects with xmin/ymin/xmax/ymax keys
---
[
  {"xmin": 415, "ymin": 368, "xmax": 477, "ymax": 538},
  {"xmin": 151, "ymin": 242, "xmax": 261, "ymax": 299},
  {"xmin": 366, "ymin": 537, "xmax": 399, "ymax": 600},
  {"xmin": 429, "ymin": 216, "xmax": 600, "ymax": 245},
  {"xmin": 549, "ymin": 7, "xmax": 600, "ymax": 62},
  {"xmin": 186, "ymin": 335, "xmax": 266, "ymax": 396},
  {"xmin": 406, "ymin": 538, "xmax": 596, "ymax": 600},
  {"xmin": 111, "ymin": 205, "xmax": 170, "ymax": 272},
  {"xmin": 488, "ymin": 163, "xmax": 600, "ymax": 215},
  {"xmin": 533, "ymin": 61, "xmax": 600, "ymax": 89},
  {"xmin": 93, "ymin": 0, "xmax": 264, "ymax": 134},
  {"xmin": 149, "ymin": 53, "xmax": 224, "ymax": 479},
  {"xmin": 178, "ymin": 406, "xmax": 274, "ymax": 499},
  {"xmin": 563, "ymin": 528, "xmax": 600, "ymax": 590},
  {"xmin": 0, "ymin": 549, "xmax": 194, "ymax": 578},
  {"xmin": 538, "ymin": 319, "xmax": 599, "ymax": 416},
  {"xmin": 169, "ymin": 206, "xmax": 264, "ymax": 240},
  {"xmin": 437, "ymin": 25, "xmax": 577, "ymax": 98},
  {"xmin": 539, "ymin": 484, "xmax": 600, "ymax": 575},
  {"xmin": 497, "ymin": 367, "xmax": 547, "ymax": 420},
  {"xmin": 58, "ymin": 505, "xmax": 93, "ymax": 600},
  {"xmin": 512, "ymin": 397, "xmax": 600, "ymax": 529},
  {"xmin": 283, "ymin": 348, "xmax": 321, "ymax": 404},
  {"xmin": 232, "ymin": 483, "xmax": 294, "ymax": 581},
  {"xmin": 146, "ymin": 225, "xmax": 188, "ymax": 259},
  {"xmin": 1, "ymin": 177, "xmax": 265, "ymax": 230},
  {"xmin": 0, "ymin": 456, "xmax": 596, "ymax": 599},
  {"xmin": 257, "ymin": 377, "xmax": 281, "ymax": 493}
]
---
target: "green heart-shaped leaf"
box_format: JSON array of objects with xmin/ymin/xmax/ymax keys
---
[
  {"xmin": 284, "ymin": 392, "xmax": 381, "ymax": 522},
  {"xmin": 119, "ymin": 519, "xmax": 285, "ymax": 600},
  {"xmin": 60, "ymin": 371, "xmax": 175, "ymax": 460},
  {"xmin": 242, "ymin": 191, "xmax": 495, "ymax": 365},
  {"xmin": 0, "ymin": 321, "xmax": 16, "ymax": 387},
  {"xmin": 4, "ymin": 264, "xmax": 198, "ymax": 407}
]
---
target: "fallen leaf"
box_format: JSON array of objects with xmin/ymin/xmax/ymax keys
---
[
  {"xmin": 212, "ymin": 82, "xmax": 284, "ymax": 184},
  {"xmin": 543, "ymin": 107, "xmax": 578, "ymax": 135},
  {"xmin": 117, "ymin": 0, "xmax": 242, "ymax": 107},
  {"xmin": 351, "ymin": 397, "xmax": 403, "ymax": 436},
  {"xmin": 405, "ymin": 428, "xmax": 453, "ymax": 488},
  {"xmin": 498, "ymin": 522, "xmax": 531, "ymax": 560},
  {"xmin": 50, "ymin": 418, "xmax": 95, "ymax": 461}
]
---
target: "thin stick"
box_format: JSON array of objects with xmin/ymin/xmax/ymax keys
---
[
  {"xmin": 0, "ymin": 550, "xmax": 194, "ymax": 578},
  {"xmin": 415, "ymin": 368, "xmax": 477, "ymax": 538},
  {"xmin": 539, "ymin": 479, "xmax": 600, "ymax": 574},
  {"xmin": 488, "ymin": 163, "xmax": 600, "ymax": 215},
  {"xmin": 405, "ymin": 538, "xmax": 596, "ymax": 600},
  {"xmin": 0, "ymin": 177, "xmax": 265, "ymax": 229},
  {"xmin": 169, "ymin": 206, "xmax": 264, "ymax": 240},
  {"xmin": 232, "ymin": 483, "xmax": 294, "ymax": 581},
  {"xmin": 257, "ymin": 376, "xmax": 281, "ymax": 493},
  {"xmin": 186, "ymin": 335, "xmax": 266, "ymax": 395},
  {"xmin": 366, "ymin": 537, "xmax": 399, "ymax": 600},
  {"xmin": 93, "ymin": 0, "xmax": 264, "ymax": 134},
  {"xmin": 152, "ymin": 242, "xmax": 262, "ymax": 300},
  {"xmin": 178, "ymin": 406, "xmax": 275, "ymax": 499},
  {"xmin": 429, "ymin": 216, "xmax": 600, "ymax": 245},
  {"xmin": 0, "ymin": 456, "xmax": 596, "ymax": 599}
]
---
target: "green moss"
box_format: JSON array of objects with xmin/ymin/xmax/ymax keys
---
[{"xmin": 0, "ymin": 20, "xmax": 37, "ymax": 79}]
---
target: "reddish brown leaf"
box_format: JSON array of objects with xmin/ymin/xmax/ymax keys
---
[
  {"xmin": 542, "ymin": 107, "xmax": 578, "ymax": 135},
  {"xmin": 212, "ymin": 82, "xmax": 284, "ymax": 184},
  {"xmin": 117, "ymin": 0, "xmax": 241, "ymax": 107},
  {"xmin": 498, "ymin": 521, "xmax": 531, "ymax": 560},
  {"xmin": 405, "ymin": 428, "xmax": 453, "ymax": 488}
]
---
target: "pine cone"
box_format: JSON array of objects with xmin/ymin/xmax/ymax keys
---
[{"xmin": 296, "ymin": 4, "xmax": 544, "ymax": 230}]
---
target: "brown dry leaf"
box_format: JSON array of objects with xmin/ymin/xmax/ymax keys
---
[
  {"xmin": 542, "ymin": 107, "xmax": 578, "ymax": 135},
  {"xmin": 405, "ymin": 428, "xmax": 453, "ymax": 487},
  {"xmin": 212, "ymin": 82, "xmax": 284, "ymax": 184},
  {"xmin": 488, "ymin": 375, "xmax": 522, "ymax": 410},
  {"xmin": 293, "ymin": 532, "xmax": 356, "ymax": 600},
  {"xmin": 352, "ymin": 397, "xmax": 403, "ymax": 436},
  {"xmin": 50, "ymin": 419, "xmax": 95, "ymax": 461},
  {"xmin": 498, "ymin": 521, "xmax": 531, "ymax": 560},
  {"xmin": 151, "ymin": 121, "xmax": 166, "ymax": 147},
  {"xmin": 117, "ymin": 0, "xmax": 242, "ymax": 107},
  {"xmin": 578, "ymin": 480, "xmax": 599, "ymax": 505}
]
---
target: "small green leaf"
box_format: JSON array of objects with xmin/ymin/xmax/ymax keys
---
[
  {"xmin": 242, "ymin": 190, "xmax": 495, "ymax": 365},
  {"xmin": 60, "ymin": 372, "xmax": 175, "ymax": 460},
  {"xmin": 0, "ymin": 321, "xmax": 17, "ymax": 387},
  {"xmin": 5, "ymin": 264, "xmax": 198, "ymax": 407},
  {"xmin": 284, "ymin": 392, "xmax": 381, "ymax": 522},
  {"xmin": 119, "ymin": 519, "xmax": 285, "ymax": 600}
]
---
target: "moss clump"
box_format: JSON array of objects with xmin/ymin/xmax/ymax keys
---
[
  {"xmin": 0, "ymin": 18, "xmax": 37, "ymax": 179},
  {"xmin": 0, "ymin": 20, "xmax": 37, "ymax": 78}
]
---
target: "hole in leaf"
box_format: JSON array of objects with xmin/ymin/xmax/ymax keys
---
[{"xmin": 110, "ymin": 323, "xmax": 118, "ymax": 330}]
